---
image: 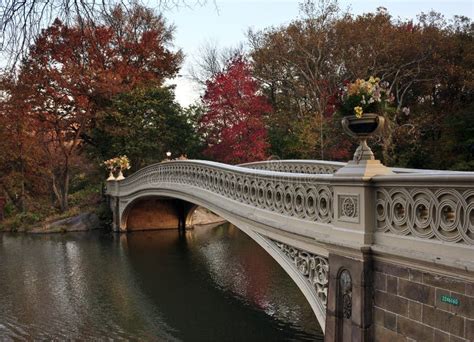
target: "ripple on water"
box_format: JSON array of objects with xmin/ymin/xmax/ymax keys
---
[{"xmin": 0, "ymin": 227, "xmax": 323, "ymax": 341}]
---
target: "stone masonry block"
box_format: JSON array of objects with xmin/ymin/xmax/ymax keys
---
[
  {"xmin": 408, "ymin": 269, "xmax": 423, "ymax": 283},
  {"xmin": 374, "ymin": 307, "xmax": 384, "ymax": 326},
  {"xmin": 375, "ymin": 261, "xmax": 409, "ymax": 279},
  {"xmin": 423, "ymin": 273, "xmax": 466, "ymax": 295},
  {"xmin": 397, "ymin": 316, "xmax": 434, "ymax": 341},
  {"xmin": 466, "ymin": 283, "xmax": 474, "ymax": 297},
  {"xmin": 374, "ymin": 324, "xmax": 407, "ymax": 342},
  {"xmin": 384, "ymin": 310, "xmax": 397, "ymax": 331},
  {"xmin": 387, "ymin": 275, "xmax": 398, "ymax": 294},
  {"xmin": 375, "ymin": 290, "xmax": 408, "ymax": 316},
  {"xmin": 399, "ymin": 278, "xmax": 435, "ymax": 306},
  {"xmin": 433, "ymin": 329, "xmax": 449, "ymax": 342},
  {"xmin": 408, "ymin": 300, "xmax": 422, "ymax": 321},
  {"xmin": 465, "ymin": 319, "xmax": 473, "ymax": 341},
  {"xmin": 422, "ymin": 305, "xmax": 465, "ymax": 338},
  {"xmin": 374, "ymin": 272, "xmax": 386, "ymax": 292}
]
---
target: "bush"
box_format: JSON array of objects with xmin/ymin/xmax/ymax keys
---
[
  {"xmin": 3, "ymin": 202, "xmax": 16, "ymax": 218},
  {"xmin": 17, "ymin": 212, "xmax": 42, "ymax": 225},
  {"xmin": 68, "ymin": 185, "xmax": 102, "ymax": 209},
  {"xmin": 96, "ymin": 201, "xmax": 113, "ymax": 229}
]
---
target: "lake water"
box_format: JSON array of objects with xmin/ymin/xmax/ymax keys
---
[{"xmin": 0, "ymin": 224, "xmax": 323, "ymax": 341}]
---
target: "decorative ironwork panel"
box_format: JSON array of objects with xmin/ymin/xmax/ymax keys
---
[
  {"xmin": 114, "ymin": 161, "xmax": 335, "ymax": 224},
  {"xmin": 376, "ymin": 187, "xmax": 474, "ymax": 245},
  {"xmin": 271, "ymin": 240, "xmax": 329, "ymax": 308},
  {"xmin": 242, "ymin": 161, "xmax": 343, "ymax": 174}
]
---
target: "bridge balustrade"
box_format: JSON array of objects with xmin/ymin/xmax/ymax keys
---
[{"xmin": 106, "ymin": 159, "xmax": 474, "ymax": 341}]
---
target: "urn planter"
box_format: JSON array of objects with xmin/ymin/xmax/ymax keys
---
[
  {"xmin": 116, "ymin": 170, "xmax": 125, "ymax": 181},
  {"xmin": 341, "ymin": 113, "xmax": 385, "ymax": 162},
  {"xmin": 106, "ymin": 171, "xmax": 116, "ymax": 181}
]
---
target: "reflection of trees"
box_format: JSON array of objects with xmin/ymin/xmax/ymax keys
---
[
  {"xmin": 0, "ymin": 233, "xmax": 175, "ymax": 340},
  {"xmin": 1, "ymin": 227, "xmax": 322, "ymax": 340},
  {"xmin": 192, "ymin": 224, "xmax": 322, "ymax": 335},
  {"xmin": 125, "ymin": 225, "xmax": 321, "ymax": 340}
]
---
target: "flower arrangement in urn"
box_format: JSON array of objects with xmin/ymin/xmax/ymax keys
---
[
  {"xmin": 104, "ymin": 155, "xmax": 131, "ymax": 181},
  {"xmin": 339, "ymin": 76, "xmax": 393, "ymax": 119},
  {"xmin": 338, "ymin": 77, "xmax": 394, "ymax": 161}
]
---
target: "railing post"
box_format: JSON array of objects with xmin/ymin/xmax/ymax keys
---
[{"xmin": 325, "ymin": 158, "xmax": 392, "ymax": 341}]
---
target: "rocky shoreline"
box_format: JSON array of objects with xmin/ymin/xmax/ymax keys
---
[
  {"xmin": 188, "ymin": 207, "xmax": 227, "ymax": 227},
  {"xmin": 1, "ymin": 206, "xmax": 226, "ymax": 234},
  {"xmin": 28, "ymin": 212, "xmax": 101, "ymax": 234}
]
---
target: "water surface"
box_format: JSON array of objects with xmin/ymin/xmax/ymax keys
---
[{"xmin": 0, "ymin": 224, "xmax": 323, "ymax": 341}]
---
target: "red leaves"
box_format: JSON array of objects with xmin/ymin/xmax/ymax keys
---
[
  {"xmin": 0, "ymin": 5, "xmax": 182, "ymax": 211},
  {"xmin": 199, "ymin": 56, "xmax": 271, "ymax": 164}
]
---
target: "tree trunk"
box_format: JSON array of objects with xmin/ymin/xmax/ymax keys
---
[{"xmin": 52, "ymin": 168, "xmax": 70, "ymax": 212}]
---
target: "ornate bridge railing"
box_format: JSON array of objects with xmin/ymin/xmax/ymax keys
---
[
  {"xmin": 107, "ymin": 159, "xmax": 474, "ymax": 340},
  {"xmin": 240, "ymin": 160, "xmax": 345, "ymax": 174},
  {"xmin": 108, "ymin": 160, "xmax": 335, "ymax": 225},
  {"xmin": 374, "ymin": 174, "xmax": 474, "ymax": 246},
  {"xmin": 107, "ymin": 159, "xmax": 474, "ymax": 271},
  {"xmin": 240, "ymin": 159, "xmax": 471, "ymax": 175}
]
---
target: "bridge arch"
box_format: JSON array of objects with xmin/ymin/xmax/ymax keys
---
[
  {"xmin": 118, "ymin": 189, "xmax": 328, "ymax": 333},
  {"xmin": 108, "ymin": 159, "xmax": 474, "ymax": 341},
  {"xmin": 120, "ymin": 196, "xmax": 197, "ymax": 231}
]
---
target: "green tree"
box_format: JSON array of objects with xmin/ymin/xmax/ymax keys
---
[
  {"xmin": 90, "ymin": 86, "xmax": 199, "ymax": 170},
  {"xmin": 249, "ymin": 1, "xmax": 473, "ymax": 169}
]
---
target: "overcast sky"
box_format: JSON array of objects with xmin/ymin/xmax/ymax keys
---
[{"xmin": 161, "ymin": 0, "xmax": 473, "ymax": 107}]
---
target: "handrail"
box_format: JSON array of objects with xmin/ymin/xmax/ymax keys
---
[
  {"xmin": 107, "ymin": 159, "xmax": 474, "ymax": 269},
  {"xmin": 240, "ymin": 159, "xmax": 474, "ymax": 175},
  {"xmin": 109, "ymin": 160, "xmax": 335, "ymax": 226}
]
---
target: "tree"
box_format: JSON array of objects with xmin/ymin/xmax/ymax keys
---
[
  {"xmin": 0, "ymin": 76, "xmax": 49, "ymax": 212},
  {"xmin": 90, "ymin": 86, "xmax": 199, "ymax": 170},
  {"xmin": 199, "ymin": 56, "xmax": 271, "ymax": 164},
  {"xmin": 188, "ymin": 41, "xmax": 245, "ymax": 86},
  {"xmin": 0, "ymin": 0, "xmax": 206, "ymax": 66},
  {"xmin": 1, "ymin": 4, "xmax": 183, "ymax": 211},
  {"xmin": 248, "ymin": 0, "xmax": 349, "ymax": 160},
  {"xmin": 249, "ymin": 1, "xmax": 473, "ymax": 169}
]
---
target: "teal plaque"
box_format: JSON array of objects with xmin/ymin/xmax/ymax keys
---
[{"xmin": 440, "ymin": 295, "xmax": 460, "ymax": 306}]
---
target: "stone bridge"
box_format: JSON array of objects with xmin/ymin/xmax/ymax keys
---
[{"xmin": 106, "ymin": 158, "xmax": 474, "ymax": 341}]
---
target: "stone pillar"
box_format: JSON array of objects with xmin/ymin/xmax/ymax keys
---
[
  {"xmin": 111, "ymin": 196, "xmax": 120, "ymax": 232},
  {"xmin": 326, "ymin": 147, "xmax": 392, "ymax": 341},
  {"xmin": 325, "ymin": 253, "xmax": 373, "ymax": 342}
]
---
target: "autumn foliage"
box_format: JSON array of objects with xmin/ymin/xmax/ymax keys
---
[
  {"xmin": 0, "ymin": 4, "xmax": 182, "ymax": 212},
  {"xmin": 199, "ymin": 56, "xmax": 271, "ymax": 164}
]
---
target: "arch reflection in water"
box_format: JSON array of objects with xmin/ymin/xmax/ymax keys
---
[{"xmin": 123, "ymin": 223, "xmax": 323, "ymax": 341}]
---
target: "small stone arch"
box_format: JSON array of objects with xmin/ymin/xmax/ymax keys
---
[{"xmin": 120, "ymin": 196, "xmax": 195, "ymax": 231}]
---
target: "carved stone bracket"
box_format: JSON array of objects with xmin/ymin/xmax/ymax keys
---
[{"xmin": 271, "ymin": 239, "xmax": 329, "ymax": 308}]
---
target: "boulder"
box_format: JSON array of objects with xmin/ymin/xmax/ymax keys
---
[{"xmin": 31, "ymin": 212, "xmax": 100, "ymax": 233}]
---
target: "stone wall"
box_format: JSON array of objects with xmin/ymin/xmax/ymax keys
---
[{"xmin": 373, "ymin": 260, "xmax": 473, "ymax": 341}]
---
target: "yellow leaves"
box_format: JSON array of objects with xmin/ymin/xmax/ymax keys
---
[
  {"xmin": 349, "ymin": 77, "xmax": 380, "ymax": 95},
  {"xmin": 368, "ymin": 76, "xmax": 380, "ymax": 84},
  {"xmin": 103, "ymin": 155, "xmax": 131, "ymax": 170}
]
